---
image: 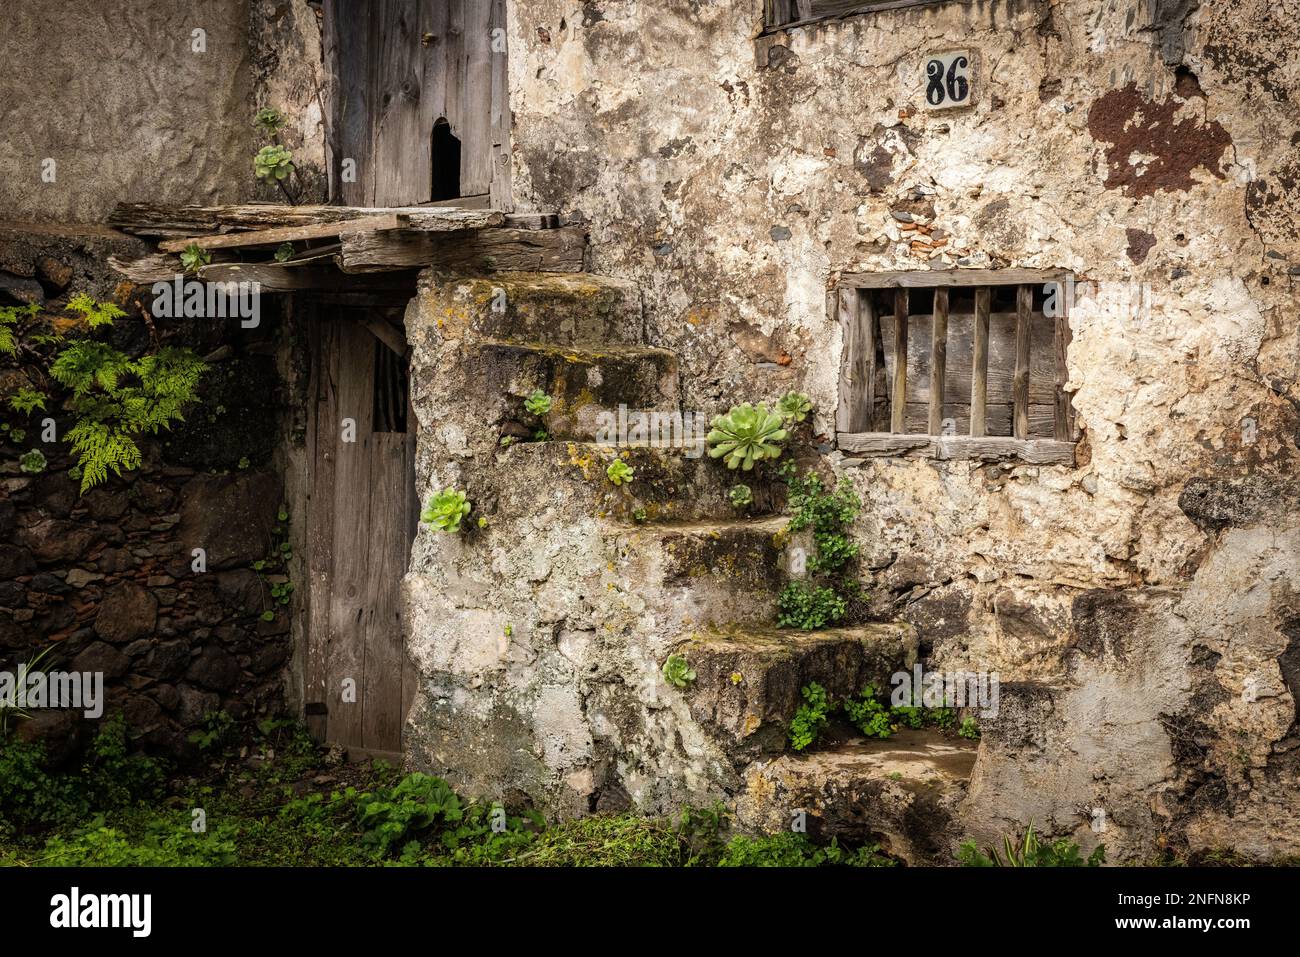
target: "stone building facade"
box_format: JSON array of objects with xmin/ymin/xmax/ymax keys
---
[{"xmin": 2, "ymin": 0, "xmax": 1297, "ymax": 862}]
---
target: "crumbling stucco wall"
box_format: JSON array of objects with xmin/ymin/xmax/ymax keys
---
[
  {"xmin": 0, "ymin": 0, "xmax": 326, "ymax": 223},
  {"xmin": 490, "ymin": 0, "xmax": 1300, "ymax": 859}
]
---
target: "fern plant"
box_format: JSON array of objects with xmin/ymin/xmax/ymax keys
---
[{"xmin": 5, "ymin": 297, "xmax": 205, "ymax": 493}]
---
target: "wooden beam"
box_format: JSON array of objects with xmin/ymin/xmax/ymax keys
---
[
  {"xmin": 970, "ymin": 286, "xmax": 990, "ymax": 437},
  {"xmin": 159, "ymin": 214, "xmax": 403, "ymax": 253},
  {"xmin": 1013, "ymin": 284, "xmax": 1032, "ymax": 439},
  {"xmin": 110, "ymin": 202, "xmax": 507, "ymax": 236},
  {"xmin": 198, "ymin": 262, "xmax": 419, "ymax": 293},
  {"xmin": 838, "ymin": 433, "xmax": 1076, "ymax": 465},
  {"xmin": 839, "ymin": 268, "xmax": 1070, "ymax": 290},
  {"xmin": 836, "ymin": 288, "xmax": 872, "ymax": 433},
  {"xmin": 339, "ymin": 225, "xmax": 586, "ymax": 274},
  {"xmin": 108, "ymin": 253, "xmax": 183, "ymax": 283},
  {"xmin": 928, "ymin": 287, "xmax": 948, "ymax": 435},
  {"xmin": 890, "ymin": 288, "xmax": 908, "ymax": 433},
  {"xmin": 1054, "ymin": 287, "xmax": 1074, "ymax": 441},
  {"xmin": 363, "ymin": 314, "xmax": 409, "ymax": 358}
]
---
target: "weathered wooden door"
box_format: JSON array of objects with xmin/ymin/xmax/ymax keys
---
[
  {"xmin": 324, "ymin": 0, "xmax": 511, "ymax": 208},
  {"xmin": 305, "ymin": 309, "xmax": 419, "ymax": 759}
]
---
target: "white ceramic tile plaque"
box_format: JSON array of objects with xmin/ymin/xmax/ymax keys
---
[{"xmin": 923, "ymin": 51, "xmax": 973, "ymax": 110}]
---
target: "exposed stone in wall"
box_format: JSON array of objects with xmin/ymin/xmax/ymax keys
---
[{"xmin": 0, "ymin": 229, "xmax": 292, "ymax": 760}]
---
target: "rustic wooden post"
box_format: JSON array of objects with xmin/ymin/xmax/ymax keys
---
[
  {"xmin": 970, "ymin": 286, "xmax": 990, "ymax": 437},
  {"xmin": 929, "ymin": 287, "xmax": 948, "ymax": 434},
  {"xmin": 1053, "ymin": 280, "xmax": 1074, "ymax": 441},
  {"xmin": 1013, "ymin": 284, "xmax": 1032, "ymax": 439},
  {"xmin": 891, "ymin": 288, "xmax": 909, "ymax": 434}
]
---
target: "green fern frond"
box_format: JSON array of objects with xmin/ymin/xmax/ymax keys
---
[
  {"xmin": 8, "ymin": 388, "xmax": 48, "ymax": 415},
  {"xmin": 49, "ymin": 341, "xmax": 132, "ymax": 396},
  {"xmin": 65, "ymin": 294, "xmax": 125, "ymax": 329},
  {"xmin": 0, "ymin": 325, "xmax": 13, "ymax": 357},
  {"xmin": 65, "ymin": 420, "xmax": 143, "ymax": 493}
]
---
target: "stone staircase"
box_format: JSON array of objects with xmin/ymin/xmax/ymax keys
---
[{"xmin": 402, "ymin": 268, "xmax": 978, "ymax": 860}]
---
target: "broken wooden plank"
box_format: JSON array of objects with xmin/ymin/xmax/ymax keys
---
[
  {"xmin": 338, "ymin": 225, "xmax": 586, "ymax": 274},
  {"xmin": 1013, "ymin": 284, "xmax": 1032, "ymax": 439},
  {"xmin": 197, "ymin": 262, "xmax": 419, "ymax": 292},
  {"xmin": 158, "ymin": 214, "xmax": 403, "ymax": 253},
  {"xmin": 108, "ymin": 253, "xmax": 183, "ymax": 283},
  {"xmin": 839, "ymin": 268, "xmax": 1070, "ymax": 290},
  {"xmin": 837, "ymin": 433, "xmax": 1076, "ymax": 465},
  {"xmin": 1054, "ymin": 295, "xmax": 1074, "ymax": 442},
  {"xmin": 110, "ymin": 202, "xmax": 508, "ymax": 237}
]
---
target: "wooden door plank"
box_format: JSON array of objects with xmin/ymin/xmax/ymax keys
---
[
  {"xmin": 488, "ymin": 0, "xmax": 512, "ymax": 209},
  {"xmin": 327, "ymin": 322, "xmax": 376, "ymax": 750},
  {"xmin": 328, "ymin": 0, "xmax": 375, "ymax": 205},
  {"xmin": 420, "ymin": 0, "xmax": 450, "ymax": 130},
  {"xmin": 460, "ymin": 0, "xmax": 494, "ymax": 196},
  {"xmin": 890, "ymin": 288, "xmax": 908, "ymax": 433},
  {"xmin": 361, "ymin": 429, "xmax": 409, "ymax": 753},
  {"xmin": 373, "ymin": 0, "xmax": 429, "ymax": 205},
  {"xmin": 928, "ymin": 287, "xmax": 948, "ymax": 434},
  {"xmin": 305, "ymin": 311, "xmax": 337, "ymax": 742},
  {"xmin": 1013, "ymin": 285, "xmax": 1032, "ymax": 439}
]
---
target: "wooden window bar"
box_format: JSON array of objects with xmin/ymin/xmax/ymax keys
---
[{"xmin": 835, "ymin": 269, "xmax": 1077, "ymax": 464}]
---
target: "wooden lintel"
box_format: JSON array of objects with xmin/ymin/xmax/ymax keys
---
[
  {"xmin": 110, "ymin": 201, "xmax": 535, "ymax": 237},
  {"xmin": 837, "ymin": 433, "xmax": 1077, "ymax": 466},
  {"xmin": 338, "ymin": 225, "xmax": 586, "ymax": 274},
  {"xmin": 839, "ymin": 268, "xmax": 1070, "ymax": 289},
  {"xmin": 158, "ymin": 214, "xmax": 403, "ymax": 253}
]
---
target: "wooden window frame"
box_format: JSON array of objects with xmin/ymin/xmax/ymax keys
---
[
  {"xmin": 763, "ymin": 0, "xmax": 962, "ymax": 34},
  {"xmin": 835, "ymin": 268, "xmax": 1078, "ymax": 465}
]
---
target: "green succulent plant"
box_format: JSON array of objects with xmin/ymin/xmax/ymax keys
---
[
  {"xmin": 524, "ymin": 389, "xmax": 552, "ymax": 416},
  {"xmin": 777, "ymin": 391, "xmax": 813, "ymax": 423},
  {"xmin": 420, "ymin": 488, "xmax": 472, "ymax": 533},
  {"xmin": 662, "ymin": 654, "xmax": 696, "ymax": 689},
  {"xmin": 606, "ymin": 459, "xmax": 634, "ymax": 486},
  {"xmin": 19, "ymin": 449, "xmax": 47, "ymax": 475},
  {"xmin": 274, "ymin": 243, "xmax": 295, "ymax": 263},
  {"xmin": 254, "ymin": 107, "xmax": 285, "ymax": 134},
  {"xmin": 254, "ymin": 145, "xmax": 295, "ymax": 183},
  {"xmin": 180, "ymin": 244, "xmax": 211, "ymax": 275},
  {"xmin": 728, "ymin": 484, "xmax": 753, "ymax": 509},
  {"xmin": 706, "ymin": 403, "xmax": 788, "ymax": 470}
]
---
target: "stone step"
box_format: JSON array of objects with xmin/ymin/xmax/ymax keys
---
[
  {"xmin": 496, "ymin": 441, "xmax": 785, "ymax": 522},
  {"xmin": 418, "ymin": 271, "xmax": 645, "ymax": 347},
  {"xmin": 734, "ymin": 728, "xmax": 979, "ymax": 866},
  {"xmin": 674, "ymin": 622, "xmax": 919, "ymax": 762},
  {"xmin": 470, "ymin": 339, "xmax": 680, "ymax": 442},
  {"xmin": 607, "ymin": 516, "xmax": 789, "ymax": 629}
]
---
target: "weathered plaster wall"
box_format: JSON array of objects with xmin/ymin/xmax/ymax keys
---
[
  {"xmin": 492, "ymin": 0, "xmax": 1300, "ymax": 859},
  {"xmin": 0, "ymin": 0, "xmax": 326, "ymax": 224}
]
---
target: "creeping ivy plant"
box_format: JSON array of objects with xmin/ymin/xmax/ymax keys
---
[{"xmin": 421, "ymin": 489, "xmax": 472, "ymax": 532}]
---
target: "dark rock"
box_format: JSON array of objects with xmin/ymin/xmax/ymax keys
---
[
  {"xmin": 1178, "ymin": 475, "xmax": 1298, "ymax": 533},
  {"xmin": 215, "ymin": 568, "xmax": 262, "ymax": 611},
  {"xmin": 141, "ymin": 640, "xmax": 189, "ymax": 680},
  {"xmin": 0, "ymin": 544, "xmax": 35, "ymax": 579},
  {"xmin": 0, "ymin": 581, "xmax": 24, "ymax": 606},
  {"xmin": 122, "ymin": 695, "xmax": 165, "ymax": 731},
  {"xmin": 18, "ymin": 519, "xmax": 97, "ymax": 563},
  {"xmin": 250, "ymin": 640, "xmax": 291, "ymax": 674},
  {"xmin": 130, "ymin": 480, "xmax": 176, "ymax": 512},
  {"xmin": 14, "ymin": 709, "xmax": 83, "ymax": 768},
  {"xmin": 186, "ymin": 646, "xmax": 241, "ymax": 692},
  {"xmin": 29, "ymin": 572, "xmax": 69, "ymax": 595},
  {"xmin": 177, "ymin": 684, "xmax": 221, "ymax": 726},
  {"xmin": 94, "ymin": 582, "xmax": 157, "ymax": 643},
  {"xmin": 82, "ymin": 488, "xmax": 129, "ymax": 521},
  {"xmin": 176, "ymin": 471, "xmax": 281, "ymax": 570},
  {"xmin": 71, "ymin": 641, "xmax": 130, "ymax": 679},
  {"xmin": 152, "ymin": 683, "xmax": 181, "ymax": 711}
]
